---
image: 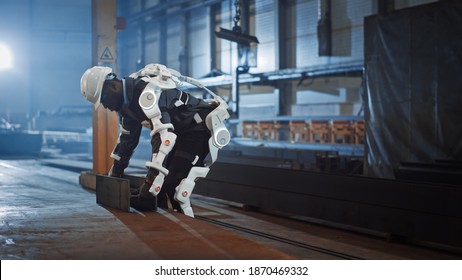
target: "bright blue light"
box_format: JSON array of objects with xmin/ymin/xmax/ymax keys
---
[{"xmin": 0, "ymin": 42, "xmax": 14, "ymax": 70}]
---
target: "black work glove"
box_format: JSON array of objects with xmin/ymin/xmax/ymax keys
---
[
  {"xmin": 139, "ymin": 178, "xmax": 154, "ymax": 199},
  {"xmin": 108, "ymin": 162, "xmax": 123, "ymax": 177},
  {"xmin": 109, "ymin": 172, "xmax": 123, "ymax": 178},
  {"xmin": 133, "ymin": 178, "xmax": 156, "ymax": 212}
]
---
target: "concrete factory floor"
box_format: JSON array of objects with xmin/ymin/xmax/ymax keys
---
[
  {"xmin": 0, "ymin": 159, "xmax": 292, "ymax": 260},
  {"xmin": 1, "ymin": 158, "xmax": 461, "ymax": 261}
]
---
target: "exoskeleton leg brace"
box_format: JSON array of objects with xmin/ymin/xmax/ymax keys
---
[
  {"xmin": 174, "ymin": 101, "xmax": 230, "ymax": 217},
  {"xmin": 146, "ymin": 122, "xmax": 176, "ymax": 196}
]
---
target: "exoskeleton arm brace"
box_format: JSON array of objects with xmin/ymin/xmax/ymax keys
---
[
  {"xmin": 109, "ymin": 117, "xmax": 143, "ymax": 177},
  {"xmin": 138, "ymin": 78, "xmax": 177, "ymax": 197}
]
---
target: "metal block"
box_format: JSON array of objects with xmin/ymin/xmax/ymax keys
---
[
  {"xmin": 95, "ymin": 175, "xmax": 157, "ymax": 212},
  {"xmin": 96, "ymin": 175, "xmax": 130, "ymax": 212}
]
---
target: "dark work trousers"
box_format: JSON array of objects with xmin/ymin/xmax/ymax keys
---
[{"xmin": 157, "ymin": 130, "xmax": 211, "ymax": 212}]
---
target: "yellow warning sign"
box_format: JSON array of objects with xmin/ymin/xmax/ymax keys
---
[{"xmin": 100, "ymin": 47, "xmax": 114, "ymax": 60}]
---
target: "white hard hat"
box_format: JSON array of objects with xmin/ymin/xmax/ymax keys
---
[{"xmin": 80, "ymin": 66, "xmax": 113, "ymax": 109}]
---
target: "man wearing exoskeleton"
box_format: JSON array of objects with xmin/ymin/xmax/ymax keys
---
[{"xmin": 80, "ymin": 64, "xmax": 230, "ymax": 217}]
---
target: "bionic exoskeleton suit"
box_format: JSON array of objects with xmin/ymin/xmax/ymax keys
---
[{"xmin": 124, "ymin": 64, "xmax": 230, "ymax": 217}]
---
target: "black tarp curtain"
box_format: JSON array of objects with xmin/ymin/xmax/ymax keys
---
[{"xmin": 364, "ymin": 0, "xmax": 462, "ymax": 178}]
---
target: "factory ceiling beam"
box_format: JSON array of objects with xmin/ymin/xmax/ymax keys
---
[{"xmin": 126, "ymin": 0, "xmax": 224, "ymax": 24}]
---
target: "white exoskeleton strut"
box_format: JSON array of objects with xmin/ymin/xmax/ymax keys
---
[{"xmin": 136, "ymin": 64, "xmax": 230, "ymax": 217}]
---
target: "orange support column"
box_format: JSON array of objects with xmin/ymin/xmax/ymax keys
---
[
  {"xmin": 92, "ymin": 0, "xmax": 118, "ymax": 175},
  {"xmin": 92, "ymin": 106, "xmax": 118, "ymax": 175},
  {"xmin": 80, "ymin": 0, "xmax": 118, "ymax": 190}
]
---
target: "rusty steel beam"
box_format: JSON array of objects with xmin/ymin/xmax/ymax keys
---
[
  {"xmin": 91, "ymin": 0, "xmax": 119, "ymax": 175},
  {"xmin": 80, "ymin": 0, "xmax": 119, "ymax": 189}
]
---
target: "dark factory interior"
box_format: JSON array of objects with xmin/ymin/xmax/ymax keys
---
[{"xmin": 1, "ymin": 0, "xmax": 461, "ymax": 271}]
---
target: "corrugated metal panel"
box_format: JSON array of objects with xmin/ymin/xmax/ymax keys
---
[
  {"xmin": 329, "ymin": 0, "xmax": 371, "ymax": 59},
  {"xmin": 255, "ymin": 10, "xmax": 274, "ymax": 44},
  {"xmin": 217, "ymin": 0, "xmax": 237, "ymax": 73},
  {"xmin": 122, "ymin": 22, "xmax": 142, "ymax": 75},
  {"xmin": 126, "ymin": 0, "xmax": 143, "ymax": 15},
  {"xmin": 116, "ymin": 0, "xmax": 369, "ymax": 114},
  {"xmin": 255, "ymin": 0, "xmax": 273, "ymax": 13},
  {"xmin": 145, "ymin": 0, "xmax": 161, "ymax": 9},
  {"xmin": 349, "ymin": 26, "xmax": 364, "ymax": 59},
  {"xmin": 296, "ymin": 34, "xmax": 318, "ymax": 67},
  {"xmin": 255, "ymin": 43, "xmax": 275, "ymax": 71},
  {"xmin": 292, "ymin": 0, "xmax": 371, "ymax": 68},
  {"xmin": 188, "ymin": 7, "xmax": 211, "ymax": 77},
  {"xmin": 219, "ymin": 48, "xmax": 236, "ymax": 73},
  {"xmin": 344, "ymin": 0, "xmax": 375, "ymax": 25},
  {"xmin": 296, "ymin": 0, "xmax": 317, "ymax": 36},
  {"xmin": 118, "ymin": 0, "xmax": 377, "ymax": 75},
  {"xmin": 254, "ymin": 0, "xmax": 275, "ymax": 72},
  {"xmin": 166, "ymin": 15, "xmax": 183, "ymax": 71},
  {"xmin": 218, "ymin": 0, "xmax": 233, "ymax": 31},
  {"xmin": 144, "ymin": 29, "xmax": 160, "ymax": 64},
  {"xmin": 295, "ymin": 0, "xmax": 317, "ymax": 68}
]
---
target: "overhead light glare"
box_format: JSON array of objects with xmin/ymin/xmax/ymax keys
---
[{"xmin": 0, "ymin": 42, "xmax": 14, "ymax": 70}]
